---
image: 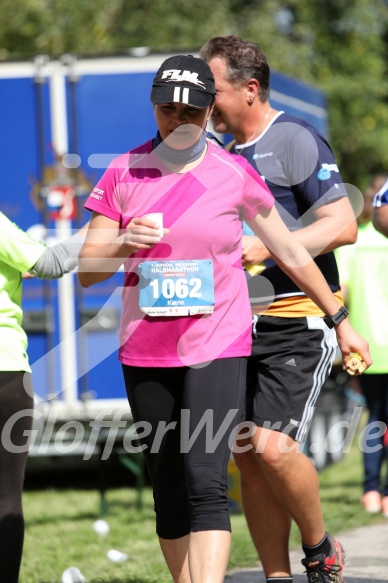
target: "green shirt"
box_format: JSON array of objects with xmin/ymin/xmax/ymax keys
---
[
  {"xmin": 0, "ymin": 213, "xmax": 46, "ymax": 372},
  {"xmin": 335, "ymin": 221, "xmax": 388, "ymax": 374}
]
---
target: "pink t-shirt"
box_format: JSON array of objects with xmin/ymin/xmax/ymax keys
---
[{"xmin": 84, "ymin": 139, "xmax": 274, "ymax": 367}]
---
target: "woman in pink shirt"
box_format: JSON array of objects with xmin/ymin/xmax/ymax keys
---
[{"xmin": 78, "ymin": 55, "xmax": 370, "ymax": 583}]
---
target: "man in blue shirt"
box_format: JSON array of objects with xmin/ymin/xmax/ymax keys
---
[{"xmin": 200, "ymin": 35, "xmax": 358, "ymax": 583}]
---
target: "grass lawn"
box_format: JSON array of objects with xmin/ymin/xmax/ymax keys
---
[{"xmin": 20, "ymin": 419, "xmax": 387, "ymax": 583}]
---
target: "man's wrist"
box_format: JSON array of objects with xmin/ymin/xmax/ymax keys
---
[{"xmin": 323, "ymin": 306, "xmax": 349, "ymax": 329}]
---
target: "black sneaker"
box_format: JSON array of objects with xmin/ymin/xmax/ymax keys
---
[{"xmin": 301, "ymin": 535, "xmax": 345, "ymax": 582}]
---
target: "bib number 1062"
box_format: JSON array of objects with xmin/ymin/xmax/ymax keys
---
[{"xmin": 150, "ymin": 278, "xmax": 202, "ymax": 299}]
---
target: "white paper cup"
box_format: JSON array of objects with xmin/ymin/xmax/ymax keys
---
[
  {"xmin": 106, "ymin": 549, "xmax": 128, "ymax": 562},
  {"xmin": 61, "ymin": 566, "xmax": 87, "ymax": 583},
  {"xmin": 92, "ymin": 519, "xmax": 110, "ymax": 536},
  {"xmin": 143, "ymin": 213, "xmax": 163, "ymax": 237}
]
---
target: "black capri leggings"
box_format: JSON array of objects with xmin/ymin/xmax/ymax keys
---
[
  {"xmin": 0, "ymin": 371, "xmax": 34, "ymax": 583},
  {"xmin": 122, "ymin": 357, "xmax": 247, "ymax": 539}
]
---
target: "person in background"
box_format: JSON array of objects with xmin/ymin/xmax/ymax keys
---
[
  {"xmin": 336, "ymin": 173, "xmax": 388, "ymax": 517},
  {"xmin": 78, "ymin": 54, "xmax": 370, "ymax": 583},
  {"xmin": 372, "ymin": 176, "xmax": 388, "ymax": 238},
  {"xmin": 200, "ymin": 35, "xmax": 359, "ymax": 583},
  {"xmin": 0, "ymin": 212, "xmax": 86, "ymax": 583}
]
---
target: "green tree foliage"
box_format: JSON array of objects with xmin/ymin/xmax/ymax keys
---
[
  {"xmin": 0, "ymin": 0, "xmax": 387, "ymax": 188},
  {"xmin": 294, "ymin": 0, "xmax": 388, "ymax": 189}
]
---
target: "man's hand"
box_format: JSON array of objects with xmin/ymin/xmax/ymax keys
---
[
  {"xmin": 335, "ymin": 319, "xmax": 372, "ymax": 374},
  {"xmin": 242, "ymin": 235, "xmax": 271, "ymax": 266}
]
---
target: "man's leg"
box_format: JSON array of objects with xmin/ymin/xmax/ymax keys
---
[
  {"xmin": 252, "ymin": 427, "xmax": 345, "ymax": 582},
  {"xmin": 243, "ymin": 315, "xmax": 341, "ymax": 580},
  {"xmin": 234, "ymin": 441, "xmax": 292, "ymax": 578},
  {"xmin": 252, "ymin": 428, "xmax": 325, "ymax": 546},
  {"xmin": 235, "ymin": 321, "xmax": 293, "ymax": 579}
]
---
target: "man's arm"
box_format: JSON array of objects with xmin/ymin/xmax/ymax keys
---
[
  {"xmin": 247, "ymin": 204, "xmax": 371, "ymax": 369},
  {"xmin": 242, "ymin": 196, "xmax": 357, "ymax": 266}
]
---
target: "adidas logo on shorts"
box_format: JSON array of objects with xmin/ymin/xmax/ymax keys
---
[{"xmin": 285, "ymin": 358, "xmax": 297, "ymax": 366}]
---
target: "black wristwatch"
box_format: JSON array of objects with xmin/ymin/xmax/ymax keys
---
[{"xmin": 323, "ymin": 306, "xmax": 349, "ymax": 329}]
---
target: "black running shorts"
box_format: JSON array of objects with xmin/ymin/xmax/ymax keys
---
[{"xmin": 246, "ymin": 315, "xmax": 337, "ymax": 443}]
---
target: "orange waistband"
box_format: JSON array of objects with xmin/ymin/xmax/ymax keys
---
[{"xmin": 251, "ymin": 290, "xmax": 344, "ymax": 318}]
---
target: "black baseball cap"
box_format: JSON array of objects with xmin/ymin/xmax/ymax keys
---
[{"xmin": 150, "ymin": 55, "xmax": 216, "ymax": 108}]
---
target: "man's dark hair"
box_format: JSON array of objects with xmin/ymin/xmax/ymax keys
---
[{"xmin": 200, "ymin": 35, "xmax": 270, "ymax": 102}]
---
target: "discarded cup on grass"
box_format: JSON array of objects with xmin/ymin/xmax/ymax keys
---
[
  {"xmin": 61, "ymin": 566, "xmax": 87, "ymax": 583},
  {"xmin": 106, "ymin": 549, "xmax": 128, "ymax": 562},
  {"xmin": 92, "ymin": 519, "xmax": 110, "ymax": 536}
]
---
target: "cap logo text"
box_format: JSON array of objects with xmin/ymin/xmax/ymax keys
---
[{"xmin": 161, "ymin": 69, "xmax": 206, "ymax": 88}]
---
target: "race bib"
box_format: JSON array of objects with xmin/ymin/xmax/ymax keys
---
[{"xmin": 138, "ymin": 260, "xmax": 214, "ymax": 316}]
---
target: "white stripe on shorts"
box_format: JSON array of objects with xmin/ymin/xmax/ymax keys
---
[{"xmin": 295, "ymin": 317, "xmax": 337, "ymax": 443}]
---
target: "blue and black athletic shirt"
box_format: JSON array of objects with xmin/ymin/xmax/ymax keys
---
[{"xmin": 230, "ymin": 112, "xmax": 348, "ymax": 303}]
